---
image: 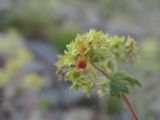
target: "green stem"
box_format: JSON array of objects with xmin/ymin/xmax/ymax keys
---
[{"xmin": 92, "ymin": 64, "xmax": 140, "ymax": 120}]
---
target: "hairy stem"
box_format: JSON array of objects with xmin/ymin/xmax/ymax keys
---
[{"xmin": 92, "ymin": 64, "xmax": 140, "ymax": 120}]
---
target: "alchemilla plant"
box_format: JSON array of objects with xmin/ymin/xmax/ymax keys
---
[{"xmin": 56, "ymin": 29, "xmax": 141, "ymax": 120}]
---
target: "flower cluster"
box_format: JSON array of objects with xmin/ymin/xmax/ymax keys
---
[{"xmin": 56, "ymin": 29, "xmax": 139, "ymax": 96}]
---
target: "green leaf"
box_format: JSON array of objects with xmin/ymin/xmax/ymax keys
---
[
  {"xmin": 110, "ymin": 77, "xmax": 129, "ymax": 97},
  {"xmin": 110, "ymin": 72, "xmax": 141, "ymax": 98},
  {"xmin": 113, "ymin": 73, "xmax": 142, "ymax": 87}
]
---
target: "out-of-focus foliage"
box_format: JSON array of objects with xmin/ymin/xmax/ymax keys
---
[
  {"xmin": 3, "ymin": 0, "xmax": 78, "ymax": 52},
  {"xmin": 1, "ymin": 0, "xmax": 133, "ymax": 53},
  {"xmin": 4, "ymin": 0, "xmax": 54, "ymax": 37},
  {"xmin": 131, "ymin": 39, "xmax": 160, "ymax": 77},
  {"xmin": 140, "ymin": 39, "xmax": 160, "ymax": 72},
  {"xmin": 106, "ymin": 96, "xmax": 122, "ymax": 115},
  {"xmin": 39, "ymin": 100, "xmax": 55, "ymax": 111},
  {"xmin": 53, "ymin": 28, "xmax": 77, "ymax": 52},
  {"xmin": 23, "ymin": 74, "xmax": 43, "ymax": 90},
  {"xmin": 0, "ymin": 30, "xmax": 43, "ymax": 89}
]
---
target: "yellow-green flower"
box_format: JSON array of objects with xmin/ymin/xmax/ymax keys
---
[
  {"xmin": 75, "ymin": 39, "xmax": 89, "ymax": 55},
  {"xmin": 56, "ymin": 29, "xmax": 140, "ymax": 95}
]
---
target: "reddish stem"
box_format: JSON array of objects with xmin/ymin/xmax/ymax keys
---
[
  {"xmin": 121, "ymin": 93, "xmax": 139, "ymax": 120},
  {"xmin": 92, "ymin": 64, "xmax": 111, "ymax": 79},
  {"xmin": 93, "ymin": 64, "xmax": 140, "ymax": 120}
]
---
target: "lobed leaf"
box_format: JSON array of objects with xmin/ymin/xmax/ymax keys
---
[
  {"xmin": 113, "ymin": 73, "xmax": 141, "ymax": 87},
  {"xmin": 110, "ymin": 72, "xmax": 141, "ymax": 97}
]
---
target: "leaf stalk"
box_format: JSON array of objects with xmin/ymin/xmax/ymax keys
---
[{"xmin": 93, "ymin": 64, "xmax": 140, "ymax": 120}]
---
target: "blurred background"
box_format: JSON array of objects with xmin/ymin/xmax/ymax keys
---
[{"xmin": 0, "ymin": 0, "xmax": 160, "ymax": 120}]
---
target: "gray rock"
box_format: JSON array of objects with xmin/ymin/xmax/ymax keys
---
[
  {"xmin": 63, "ymin": 108, "xmax": 95, "ymax": 120},
  {"xmin": 150, "ymin": 100, "xmax": 160, "ymax": 117},
  {"xmin": 27, "ymin": 41, "xmax": 58, "ymax": 66},
  {"xmin": 0, "ymin": 0, "xmax": 11, "ymax": 11}
]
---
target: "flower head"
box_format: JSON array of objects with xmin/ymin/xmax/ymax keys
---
[
  {"xmin": 75, "ymin": 39, "xmax": 89, "ymax": 55},
  {"xmin": 56, "ymin": 29, "xmax": 139, "ymax": 95},
  {"xmin": 75, "ymin": 58, "xmax": 91, "ymax": 72}
]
